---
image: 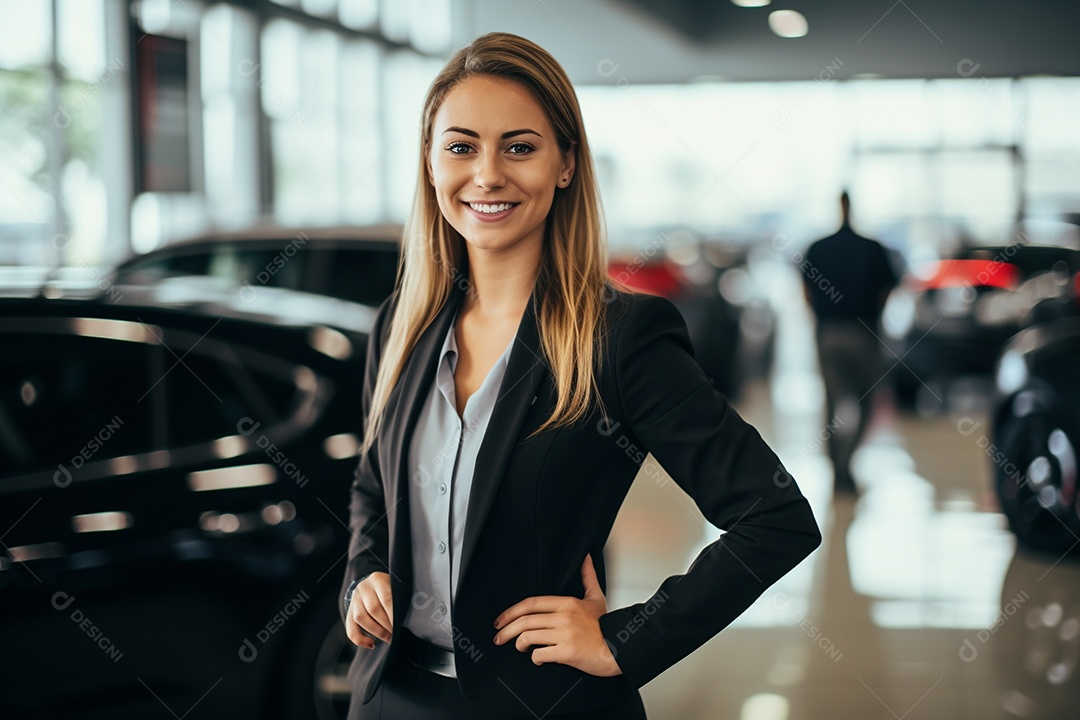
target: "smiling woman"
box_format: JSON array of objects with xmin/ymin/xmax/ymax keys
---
[
  {"xmin": 339, "ymin": 31, "xmax": 821, "ymax": 720},
  {"xmin": 428, "ymin": 74, "xmax": 575, "ymax": 257}
]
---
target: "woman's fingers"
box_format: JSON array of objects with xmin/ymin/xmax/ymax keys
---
[
  {"xmin": 494, "ymin": 595, "xmax": 567, "ymax": 629},
  {"xmin": 494, "ymin": 612, "xmax": 558, "ymax": 646},
  {"xmin": 361, "ymin": 583, "xmax": 393, "ymax": 642},
  {"xmin": 347, "ymin": 572, "xmax": 393, "ymax": 649},
  {"xmin": 373, "ymin": 574, "xmax": 393, "ymax": 628},
  {"xmin": 345, "ymin": 605, "xmax": 376, "ymax": 650}
]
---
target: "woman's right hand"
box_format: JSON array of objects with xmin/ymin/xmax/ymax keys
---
[{"xmin": 345, "ymin": 572, "xmax": 393, "ymax": 650}]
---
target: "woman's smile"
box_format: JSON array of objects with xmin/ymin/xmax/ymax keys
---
[{"xmin": 462, "ymin": 200, "xmax": 521, "ymax": 222}]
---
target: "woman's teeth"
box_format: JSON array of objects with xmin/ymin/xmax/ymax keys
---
[{"xmin": 468, "ymin": 202, "xmax": 515, "ymax": 214}]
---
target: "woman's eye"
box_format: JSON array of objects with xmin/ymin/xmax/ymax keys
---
[
  {"xmin": 446, "ymin": 142, "xmax": 472, "ymax": 154},
  {"xmin": 508, "ymin": 142, "xmax": 534, "ymax": 155}
]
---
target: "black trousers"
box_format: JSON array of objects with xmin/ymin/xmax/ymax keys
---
[{"xmin": 348, "ymin": 645, "xmax": 649, "ymax": 719}]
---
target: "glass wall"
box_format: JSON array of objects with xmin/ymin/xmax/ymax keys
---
[
  {"xmin": 258, "ymin": 17, "xmax": 441, "ymax": 226},
  {"xmin": 0, "ymin": 0, "xmax": 450, "ymax": 267},
  {"xmin": 578, "ymin": 76, "xmax": 1080, "ymax": 264},
  {"xmin": 3, "ymin": 1, "xmax": 1077, "ymax": 270},
  {"xmin": 0, "ymin": 0, "xmax": 120, "ymax": 267},
  {"xmin": 261, "ymin": 0, "xmax": 447, "ymax": 226}
]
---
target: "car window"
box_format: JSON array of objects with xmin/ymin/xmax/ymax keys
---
[
  {"xmin": 169, "ymin": 252, "xmax": 212, "ymax": 277},
  {"xmin": 159, "ymin": 339, "xmax": 301, "ymax": 448},
  {"xmin": 0, "ymin": 333, "xmax": 154, "ymax": 477},
  {"xmin": 315, "ymin": 246, "xmax": 399, "ymax": 306},
  {"xmin": 115, "ymin": 253, "xmax": 211, "ymax": 284},
  {"xmin": 207, "ymin": 244, "xmax": 308, "ymax": 291},
  {"xmin": 0, "ymin": 320, "xmax": 318, "ymax": 481}
]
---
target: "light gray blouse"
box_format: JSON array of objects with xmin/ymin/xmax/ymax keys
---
[{"xmin": 402, "ymin": 306, "xmax": 516, "ymax": 650}]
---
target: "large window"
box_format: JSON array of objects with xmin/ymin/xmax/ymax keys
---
[
  {"xmin": 259, "ymin": 0, "xmax": 448, "ymax": 226},
  {"xmin": 8, "ymin": 2, "xmax": 1075, "ymax": 266},
  {"xmin": 1023, "ymin": 78, "xmax": 1080, "ymax": 220},
  {"xmin": 577, "ymin": 76, "xmax": 1080, "ymax": 260},
  {"xmin": 0, "ymin": 0, "xmax": 117, "ymax": 267},
  {"xmin": 0, "ymin": 0, "xmax": 449, "ymax": 267},
  {"xmin": 263, "ymin": 19, "xmax": 344, "ymax": 225}
]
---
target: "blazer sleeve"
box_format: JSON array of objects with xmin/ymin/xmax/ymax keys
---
[
  {"xmin": 339, "ymin": 291, "xmax": 397, "ymax": 627},
  {"xmin": 596, "ymin": 293, "xmax": 822, "ymax": 689}
]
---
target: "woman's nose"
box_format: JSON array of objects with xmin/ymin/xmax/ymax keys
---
[{"xmin": 473, "ymin": 152, "xmax": 506, "ymax": 190}]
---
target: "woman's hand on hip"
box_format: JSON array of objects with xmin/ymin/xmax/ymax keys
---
[
  {"xmin": 492, "ymin": 553, "xmax": 622, "ymax": 677},
  {"xmin": 346, "ymin": 571, "xmax": 393, "ymax": 650}
]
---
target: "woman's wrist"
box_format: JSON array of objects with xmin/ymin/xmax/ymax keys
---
[{"xmin": 343, "ymin": 572, "xmax": 373, "ymax": 616}]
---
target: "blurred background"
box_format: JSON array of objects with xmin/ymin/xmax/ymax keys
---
[{"xmin": 2, "ymin": 1, "xmax": 1080, "ymax": 718}]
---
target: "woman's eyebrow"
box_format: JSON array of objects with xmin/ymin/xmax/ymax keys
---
[{"xmin": 442, "ymin": 126, "xmax": 543, "ymax": 139}]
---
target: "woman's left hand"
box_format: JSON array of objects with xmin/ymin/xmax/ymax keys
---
[{"xmin": 492, "ymin": 553, "xmax": 622, "ymax": 677}]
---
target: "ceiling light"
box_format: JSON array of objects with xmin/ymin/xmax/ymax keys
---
[
  {"xmin": 769, "ymin": 9, "xmax": 808, "ymax": 38},
  {"xmin": 732, "ymin": 0, "xmax": 771, "ymax": 6}
]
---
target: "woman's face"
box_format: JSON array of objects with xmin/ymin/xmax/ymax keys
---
[{"xmin": 427, "ymin": 74, "xmax": 574, "ymax": 257}]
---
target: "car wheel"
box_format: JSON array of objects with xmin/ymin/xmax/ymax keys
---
[
  {"xmin": 278, "ymin": 593, "xmax": 357, "ymax": 720},
  {"xmin": 995, "ymin": 393, "xmax": 1080, "ymax": 555}
]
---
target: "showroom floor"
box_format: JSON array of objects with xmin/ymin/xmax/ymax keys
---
[{"xmin": 603, "ymin": 299, "xmax": 1079, "ymax": 720}]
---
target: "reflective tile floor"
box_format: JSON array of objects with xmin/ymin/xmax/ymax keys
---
[{"xmin": 603, "ymin": 299, "xmax": 1080, "ymax": 720}]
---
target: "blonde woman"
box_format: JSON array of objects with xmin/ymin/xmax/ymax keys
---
[{"xmin": 340, "ymin": 31, "xmax": 821, "ymax": 720}]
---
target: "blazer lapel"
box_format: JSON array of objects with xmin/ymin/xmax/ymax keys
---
[
  {"xmin": 458, "ymin": 283, "xmax": 548, "ymax": 589},
  {"xmin": 380, "ymin": 279, "xmax": 549, "ymax": 607},
  {"xmin": 380, "ymin": 282, "xmax": 465, "ymax": 618}
]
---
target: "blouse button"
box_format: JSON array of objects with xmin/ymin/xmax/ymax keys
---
[
  {"xmin": 437, "ymin": 541, "xmax": 446, "ymax": 553},
  {"xmin": 438, "ymin": 603, "xmax": 447, "ymax": 615},
  {"xmin": 439, "ymin": 483, "xmax": 447, "ymax": 495}
]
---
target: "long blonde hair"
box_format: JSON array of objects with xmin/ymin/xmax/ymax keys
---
[{"xmin": 360, "ymin": 31, "xmax": 620, "ymax": 456}]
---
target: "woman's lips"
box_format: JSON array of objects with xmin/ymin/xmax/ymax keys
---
[{"xmin": 463, "ymin": 201, "xmax": 519, "ymax": 222}]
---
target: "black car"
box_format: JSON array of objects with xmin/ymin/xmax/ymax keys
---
[
  {"xmin": 990, "ymin": 315, "xmax": 1080, "ymax": 554},
  {"xmin": 0, "ymin": 278, "xmax": 378, "ymax": 719},
  {"xmin": 115, "ymin": 226, "xmax": 777, "ymax": 401},
  {"xmin": 883, "ymin": 244, "xmax": 1080, "ymax": 410},
  {"xmin": 109, "ymin": 225, "xmax": 402, "ymax": 308}
]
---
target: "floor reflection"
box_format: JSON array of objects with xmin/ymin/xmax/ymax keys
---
[
  {"xmin": 603, "ymin": 286, "xmax": 1080, "ymax": 719},
  {"xmin": 978, "ymin": 548, "xmax": 1080, "ymax": 718}
]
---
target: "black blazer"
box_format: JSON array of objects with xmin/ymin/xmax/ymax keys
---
[{"xmin": 340, "ymin": 279, "xmax": 821, "ymax": 715}]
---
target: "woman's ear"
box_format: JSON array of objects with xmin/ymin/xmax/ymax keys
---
[
  {"xmin": 426, "ymin": 153, "xmax": 435, "ymax": 187},
  {"xmin": 558, "ymin": 146, "xmax": 576, "ymax": 187}
]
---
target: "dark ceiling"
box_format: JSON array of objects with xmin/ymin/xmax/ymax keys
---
[{"xmin": 613, "ymin": 0, "xmax": 1080, "ymax": 81}]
